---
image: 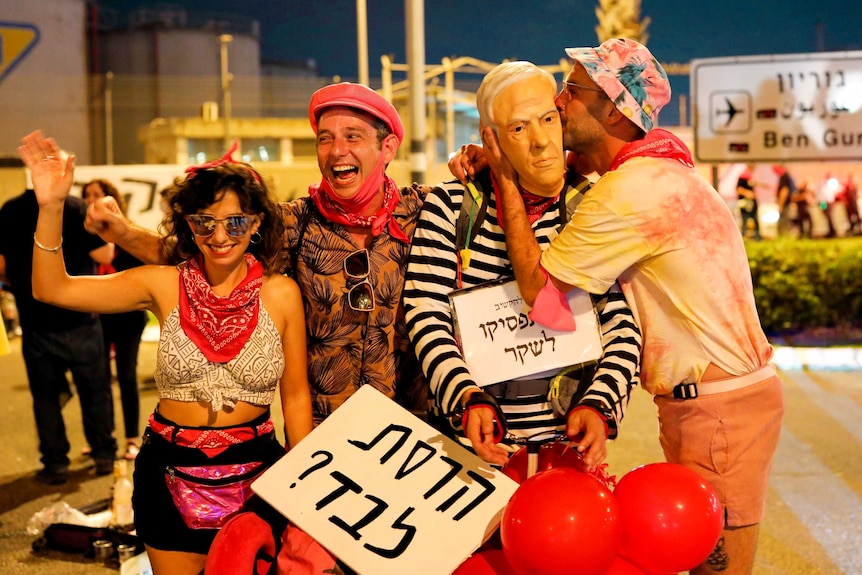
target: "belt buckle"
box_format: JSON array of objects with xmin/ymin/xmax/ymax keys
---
[{"xmin": 672, "ymin": 382, "xmax": 698, "ymax": 400}]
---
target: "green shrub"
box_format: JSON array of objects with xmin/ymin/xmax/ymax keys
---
[{"xmin": 746, "ymin": 237, "xmax": 862, "ymax": 336}]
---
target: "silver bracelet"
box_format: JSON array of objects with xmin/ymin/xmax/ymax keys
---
[{"xmin": 34, "ymin": 235, "xmax": 63, "ymax": 253}]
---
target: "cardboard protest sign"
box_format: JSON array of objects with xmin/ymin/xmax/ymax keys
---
[
  {"xmin": 449, "ymin": 278, "xmax": 602, "ymax": 386},
  {"xmin": 252, "ymin": 385, "xmax": 519, "ymax": 575}
]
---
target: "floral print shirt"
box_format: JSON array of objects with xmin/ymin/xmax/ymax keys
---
[{"xmin": 280, "ymin": 185, "xmax": 429, "ymax": 424}]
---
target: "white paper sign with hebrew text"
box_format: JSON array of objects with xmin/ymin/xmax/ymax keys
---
[{"xmin": 252, "ymin": 385, "xmax": 519, "ymax": 575}]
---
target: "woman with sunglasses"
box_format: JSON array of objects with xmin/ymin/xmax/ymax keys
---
[{"xmin": 21, "ymin": 130, "xmax": 312, "ymax": 575}]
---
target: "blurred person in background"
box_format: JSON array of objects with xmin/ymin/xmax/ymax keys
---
[
  {"xmin": 836, "ymin": 173, "xmax": 860, "ymax": 235},
  {"xmin": 736, "ymin": 169, "xmax": 761, "ymax": 240},
  {"xmin": 0, "ymin": 181, "xmax": 116, "ymax": 485},
  {"xmin": 773, "ymin": 165, "xmax": 796, "ymax": 237},
  {"xmin": 82, "ymin": 178, "xmax": 149, "ymax": 460},
  {"xmin": 791, "ymin": 180, "xmax": 814, "ymax": 238}
]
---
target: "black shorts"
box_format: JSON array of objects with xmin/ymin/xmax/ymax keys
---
[{"xmin": 132, "ymin": 411, "xmax": 285, "ymax": 554}]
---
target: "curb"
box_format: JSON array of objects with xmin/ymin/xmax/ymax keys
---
[{"xmin": 772, "ymin": 345, "xmax": 862, "ymax": 370}]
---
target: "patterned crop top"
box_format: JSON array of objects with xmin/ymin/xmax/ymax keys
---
[{"xmin": 155, "ymin": 305, "xmax": 284, "ymax": 411}]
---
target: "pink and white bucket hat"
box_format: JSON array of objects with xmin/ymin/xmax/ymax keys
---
[{"xmin": 565, "ymin": 38, "xmax": 671, "ymax": 133}]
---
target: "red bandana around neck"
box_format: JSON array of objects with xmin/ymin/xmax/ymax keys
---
[
  {"xmin": 608, "ymin": 128, "xmax": 694, "ymax": 172},
  {"xmin": 179, "ymin": 253, "xmax": 264, "ymax": 363},
  {"xmin": 490, "ymin": 171, "xmax": 561, "ymax": 230},
  {"xmin": 308, "ymin": 171, "xmax": 409, "ymax": 243}
]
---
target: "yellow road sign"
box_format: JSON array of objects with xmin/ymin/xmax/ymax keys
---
[{"xmin": 0, "ymin": 23, "xmax": 40, "ymax": 83}]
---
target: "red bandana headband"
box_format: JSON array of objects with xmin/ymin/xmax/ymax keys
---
[{"xmin": 185, "ymin": 141, "xmax": 262, "ymax": 185}]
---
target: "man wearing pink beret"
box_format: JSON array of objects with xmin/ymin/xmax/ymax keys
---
[{"xmin": 86, "ymin": 83, "xmax": 429, "ymax": 427}]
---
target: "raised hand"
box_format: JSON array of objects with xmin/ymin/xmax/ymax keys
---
[
  {"xmin": 447, "ymin": 143, "xmax": 489, "ymax": 184},
  {"xmin": 480, "ymin": 126, "xmax": 519, "ymax": 189},
  {"xmin": 85, "ymin": 195, "xmax": 128, "ymax": 241},
  {"xmin": 18, "ymin": 130, "xmax": 75, "ymax": 207}
]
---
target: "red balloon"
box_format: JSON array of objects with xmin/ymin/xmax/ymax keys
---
[
  {"xmin": 501, "ymin": 468, "xmax": 620, "ymax": 575},
  {"xmin": 602, "ymin": 556, "xmax": 648, "ymax": 575},
  {"xmin": 614, "ymin": 463, "xmax": 723, "ymax": 574},
  {"xmin": 502, "ymin": 442, "xmax": 615, "ymax": 489},
  {"xmin": 452, "ymin": 549, "xmax": 517, "ymax": 575}
]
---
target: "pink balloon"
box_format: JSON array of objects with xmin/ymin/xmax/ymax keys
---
[
  {"xmin": 614, "ymin": 463, "xmax": 723, "ymax": 574},
  {"xmin": 452, "ymin": 549, "xmax": 517, "ymax": 575},
  {"xmin": 501, "ymin": 468, "xmax": 620, "ymax": 575}
]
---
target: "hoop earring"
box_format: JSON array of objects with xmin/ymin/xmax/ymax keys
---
[{"xmin": 249, "ymin": 231, "xmax": 262, "ymax": 245}]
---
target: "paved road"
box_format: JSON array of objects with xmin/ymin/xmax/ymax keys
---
[{"xmin": 0, "ymin": 337, "xmax": 859, "ymax": 574}]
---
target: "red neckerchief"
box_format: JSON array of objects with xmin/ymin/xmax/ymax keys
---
[
  {"xmin": 490, "ymin": 171, "xmax": 560, "ymax": 230},
  {"xmin": 308, "ymin": 174, "xmax": 409, "ymax": 243},
  {"xmin": 608, "ymin": 128, "xmax": 694, "ymax": 172},
  {"xmin": 179, "ymin": 253, "xmax": 264, "ymax": 363}
]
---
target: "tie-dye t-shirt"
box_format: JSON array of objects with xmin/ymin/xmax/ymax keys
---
[{"xmin": 541, "ymin": 156, "xmax": 773, "ymax": 395}]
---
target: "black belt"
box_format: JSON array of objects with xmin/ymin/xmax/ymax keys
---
[{"xmin": 483, "ymin": 378, "xmax": 551, "ymax": 400}]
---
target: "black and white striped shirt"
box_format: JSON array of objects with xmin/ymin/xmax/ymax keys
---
[{"xmin": 404, "ymin": 175, "xmax": 641, "ymax": 451}]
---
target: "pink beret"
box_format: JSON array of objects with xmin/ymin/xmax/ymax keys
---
[{"xmin": 308, "ymin": 82, "xmax": 404, "ymax": 144}]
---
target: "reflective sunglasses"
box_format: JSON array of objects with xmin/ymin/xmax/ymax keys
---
[
  {"xmin": 344, "ymin": 249, "xmax": 375, "ymax": 312},
  {"xmin": 185, "ymin": 214, "xmax": 254, "ymax": 237}
]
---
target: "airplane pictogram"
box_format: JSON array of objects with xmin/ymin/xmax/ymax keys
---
[
  {"xmin": 715, "ymin": 97, "xmax": 743, "ymax": 126},
  {"xmin": 708, "ymin": 91, "xmax": 751, "ymax": 134}
]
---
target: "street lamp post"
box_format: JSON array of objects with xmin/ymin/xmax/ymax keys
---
[
  {"xmin": 357, "ymin": 0, "xmax": 369, "ymax": 85},
  {"xmin": 220, "ymin": 34, "xmax": 233, "ymax": 153},
  {"xmin": 406, "ymin": 0, "xmax": 426, "ymax": 184}
]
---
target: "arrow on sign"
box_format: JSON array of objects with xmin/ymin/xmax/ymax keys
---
[{"xmin": 0, "ymin": 22, "xmax": 40, "ymax": 84}]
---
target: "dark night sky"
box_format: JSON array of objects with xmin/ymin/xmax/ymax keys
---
[{"xmin": 95, "ymin": 0, "xmax": 862, "ymax": 78}]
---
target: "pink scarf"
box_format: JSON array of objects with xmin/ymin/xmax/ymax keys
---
[
  {"xmin": 179, "ymin": 253, "xmax": 263, "ymax": 363},
  {"xmin": 307, "ymin": 155, "xmax": 409, "ymax": 243}
]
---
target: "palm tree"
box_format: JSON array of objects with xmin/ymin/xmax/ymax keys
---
[{"xmin": 595, "ymin": 0, "xmax": 651, "ymax": 44}]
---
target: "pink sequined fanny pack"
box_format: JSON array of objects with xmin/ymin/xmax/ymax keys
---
[{"xmin": 166, "ymin": 461, "xmax": 265, "ymax": 530}]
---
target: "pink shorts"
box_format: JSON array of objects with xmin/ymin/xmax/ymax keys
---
[{"xmin": 654, "ymin": 372, "xmax": 784, "ymax": 527}]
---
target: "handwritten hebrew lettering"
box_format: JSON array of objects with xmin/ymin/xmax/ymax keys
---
[
  {"xmin": 328, "ymin": 486, "xmax": 388, "ymax": 540},
  {"xmin": 394, "ymin": 441, "xmax": 437, "ymax": 480},
  {"xmin": 289, "ymin": 449, "xmax": 334, "ymax": 488},
  {"xmin": 348, "ymin": 430, "xmax": 498, "ymax": 524},
  {"xmin": 422, "ymin": 455, "xmax": 462, "ymax": 500},
  {"xmin": 363, "ymin": 507, "xmax": 418, "ymax": 559},
  {"xmin": 315, "ymin": 469, "xmax": 362, "ymax": 511},
  {"xmin": 439, "ymin": 470, "xmax": 496, "ymax": 521},
  {"xmin": 348, "ymin": 423, "xmax": 412, "ymax": 464}
]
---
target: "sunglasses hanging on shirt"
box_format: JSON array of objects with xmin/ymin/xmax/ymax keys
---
[{"xmin": 343, "ymin": 249, "xmax": 375, "ymax": 312}]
